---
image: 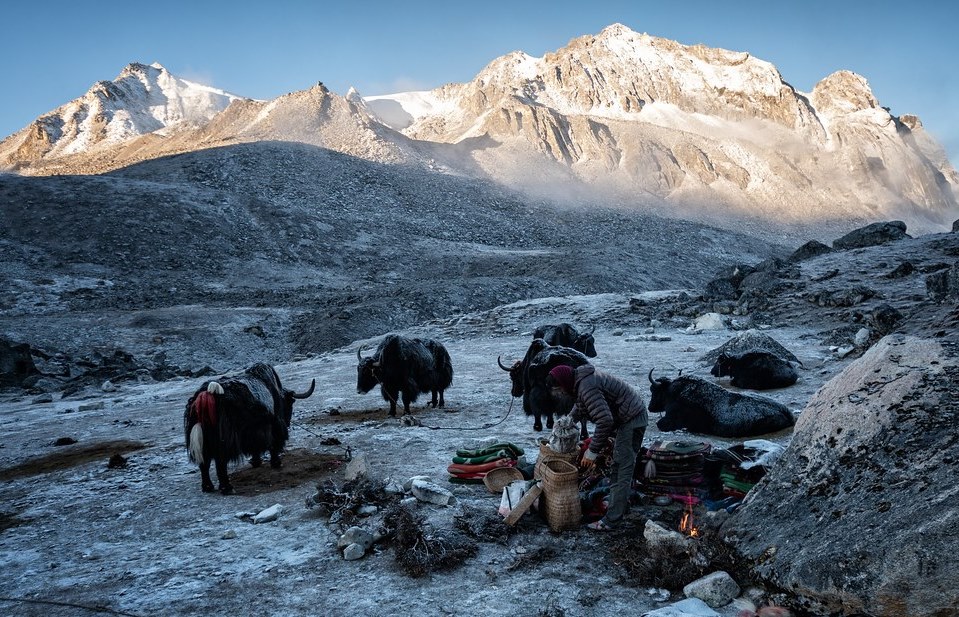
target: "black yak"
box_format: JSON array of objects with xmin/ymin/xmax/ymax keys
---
[
  {"xmin": 532, "ymin": 322, "xmax": 597, "ymax": 357},
  {"xmin": 498, "ymin": 338, "xmax": 590, "ymax": 436},
  {"xmin": 356, "ymin": 334, "xmax": 453, "ymax": 416},
  {"xmin": 648, "ymin": 369, "xmax": 794, "ymax": 438},
  {"xmin": 184, "ymin": 363, "xmax": 315, "ymax": 495},
  {"xmin": 710, "ymin": 350, "xmax": 799, "ymax": 390}
]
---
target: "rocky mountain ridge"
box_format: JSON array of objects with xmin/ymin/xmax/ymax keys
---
[{"xmin": 1, "ymin": 24, "xmax": 957, "ymax": 238}]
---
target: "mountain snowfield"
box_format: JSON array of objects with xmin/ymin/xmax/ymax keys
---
[{"xmin": 2, "ymin": 23, "xmax": 957, "ymax": 236}]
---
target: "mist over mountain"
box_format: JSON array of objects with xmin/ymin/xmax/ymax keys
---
[{"xmin": 2, "ymin": 24, "xmax": 956, "ymax": 239}]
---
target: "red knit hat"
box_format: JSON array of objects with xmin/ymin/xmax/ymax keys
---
[{"xmin": 548, "ymin": 365, "xmax": 575, "ymax": 393}]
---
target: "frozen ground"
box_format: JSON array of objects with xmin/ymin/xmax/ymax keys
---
[{"xmin": 0, "ymin": 293, "xmax": 847, "ymax": 617}]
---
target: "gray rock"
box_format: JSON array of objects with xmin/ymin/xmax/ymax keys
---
[
  {"xmin": 699, "ymin": 330, "xmax": 799, "ymax": 365},
  {"xmin": 641, "ymin": 597, "xmax": 721, "ymax": 616},
  {"xmin": 410, "ymin": 478, "xmax": 455, "ymax": 506},
  {"xmin": 342, "ymin": 543, "xmax": 365, "ymax": 561},
  {"xmin": 101, "ymin": 380, "xmax": 117, "ymax": 393},
  {"xmin": 787, "ymin": 239, "xmax": 832, "ymax": 262},
  {"xmin": 832, "ymin": 220, "xmax": 909, "ymax": 250},
  {"xmin": 338, "ymin": 526, "xmax": 374, "ymax": 550},
  {"xmin": 854, "ymin": 328, "xmax": 871, "ymax": 348},
  {"xmin": 343, "ymin": 453, "xmax": 368, "ymax": 481},
  {"xmin": 721, "ymin": 335, "xmax": 959, "ymax": 617},
  {"xmin": 925, "ymin": 263, "xmax": 959, "ymax": 301},
  {"xmin": 682, "ymin": 571, "xmax": 740, "ymax": 608},
  {"xmin": 252, "ymin": 504, "xmax": 283, "ymax": 524}
]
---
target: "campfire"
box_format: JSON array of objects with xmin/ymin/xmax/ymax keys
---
[{"xmin": 678, "ymin": 499, "xmax": 700, "ymax": 538}]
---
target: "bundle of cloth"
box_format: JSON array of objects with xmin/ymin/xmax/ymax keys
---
[
  {"xmin": 447, "ymin": 442, "xmax": 525, "ymax": 484},
  {"xmin": 638, "ymin": 440, "xmax": 712, "ymax": 505},
  {"xmin": 704, "ymin": 440, "xmax": 783, "ymax": 507}
]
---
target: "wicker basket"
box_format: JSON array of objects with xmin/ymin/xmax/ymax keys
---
[
  {"xmin": 539, "ymin": 459, "xmax": 582, "ymax": 531},
  {"xmin": 534, "ymin": 442, "xmax": 579, "ymax": 480},
  {"xmin": 483, "ymin": 466, "xmax": 524, "ymax": 494}
]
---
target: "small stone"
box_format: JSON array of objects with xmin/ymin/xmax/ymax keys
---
[
  {"xmin": 221, "ymin": 530, "xmax": 238, "ymax": 540},
  {"xmin": 253, "ymin": 504, "xmax": 283, "ymax": 524},
  {"xmin": 683, "ymin": 570, "xmax": 741, "ymax": 608},
  {"xmin": 338, "ymin": 526, "xmax": 374, "ymax": 550},
  {"xmin": 342, "ymin": 543, "xmax": 365, "ymax": 561},
  {"xmin": 101, "ymin": 380, "xmax": 117, "ymax": 393},
  {"xmin": 410, "ymin": 478, "xmax": 455, "ymax": 506}
]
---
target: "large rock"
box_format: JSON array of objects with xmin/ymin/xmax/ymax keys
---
[
  {"xmin": 0, "ymin": 338, "xmax": 39, "ymax": 388},
  {"xmin": 699, "ymin": 330, "xmax": 799, "ymax": 365},
  {"xmin": 787, "ymin": 240, "xmax": 832, "ymax": 262},
  {"xmin": 925, "ymin": 263, "xmax": 959, "ymax": 301},
  {"xmin": 831, "ymin": 220, "xmax": 909, "ymax": 250},
  {"xmin": 720, "ymin": 335, "xmax": 959, "ymax": 617}
]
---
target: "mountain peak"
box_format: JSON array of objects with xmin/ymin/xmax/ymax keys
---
[{"xmin": 811, "ymin": 70, "xmax": 882, "ymax": 116}]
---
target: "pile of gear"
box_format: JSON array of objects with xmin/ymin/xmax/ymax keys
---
[
  {"xmin": 702, "ymin": 439, "xmax": 784, "ymax": 511},
  {"xmin": 638, "ymin": 440, "xmax": 713, "ymax": 505},
  {"xmin": 447, "ymin": 442, "xmax": 525, "ymax": 484}
]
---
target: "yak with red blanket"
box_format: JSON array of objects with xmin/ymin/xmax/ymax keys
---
[{"xmin": 184, "ymin": 363, "xmax": 315, "ymax": 495}]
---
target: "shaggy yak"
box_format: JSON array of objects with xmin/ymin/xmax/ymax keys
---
[
  {"xmin": 356, "ymin": 334, "xmax": 454, "ymax": 416},
  {"xmin": 184, "ymin": 362, "xmax": 315, "ymax": 494}
]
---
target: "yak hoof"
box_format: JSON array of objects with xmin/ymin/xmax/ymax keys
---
[
  {"xmin": 202, "ymin": 483, "xmax": 215, "ymax": 493},
  {"xmin": 250, "ymin": 456, "xmax": 263, "ymax": 468},
  {"xmin": 533, "ymin": 422, "xmax": 543, "ymax": 432},
  {"xmin": 219, "ymin": 485, "xmax": 235, "ymax": 496}
]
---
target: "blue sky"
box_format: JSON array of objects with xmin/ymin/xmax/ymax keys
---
[{"xmin": 1, "ymin": 0, "xmax": 956, "ymax": 165}]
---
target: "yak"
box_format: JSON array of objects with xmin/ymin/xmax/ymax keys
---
[
  {"xmin": 710, "ymin": 350, "xmax": 799, "ymax": 390},
  {"xmin": 418, "ymin": 337, "xmax": 454, "ymax": 409},
  {"xmin": 648, "ymin": 369, "xmax": 794, "ymax": 438},
  {"xmin": 498, "ymin": 338, "xmax": 590, "ymax": 437},
  {"xmin": 184, "ymin": 362, "xmax": 316, "ymax": 495},
  {"xmin": 356, "ymin": 334, "xmax": 453, "ymax": 416},
  {"xmin": 532, "ymin": 322, "xmax": 597, "ymax": 357}
]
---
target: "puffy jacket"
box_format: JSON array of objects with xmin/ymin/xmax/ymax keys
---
[{"xmin": 568, "ymin": 364, "xmax": 648, "ymax": 456}]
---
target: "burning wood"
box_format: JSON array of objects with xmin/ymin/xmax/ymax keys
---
[{"xmin": 678, "ymin": 502, "xmax": 701, "ymax": 538}]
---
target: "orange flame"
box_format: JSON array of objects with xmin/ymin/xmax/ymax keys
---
[{"xmin": 678, "ymin": 501, "xmax": 700, "ymax": 538}]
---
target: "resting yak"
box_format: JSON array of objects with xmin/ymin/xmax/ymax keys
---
[
  {"xmin": 498, "ymin": 338, "xmax": 590, "ymax": 436},
  {"xmin": 533, "ymin": 323, "xmax": 597, "ymax": 358},
  {"xmin": 356, "ymin": 334, "xmax": 453, "ymax": 416},
  {"xmin": 648, "ymin": 369, "xmax": 794, "ymax": 438},
  {"xmin": 710, "ymin": 350, "xmax": 799, "ymax": 390},
  {"xmin": 184, "ymin": 362, "xmax": 316, "ymax": 495}
]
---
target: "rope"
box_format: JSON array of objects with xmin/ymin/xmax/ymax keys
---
[
  {"xmin": 369, "ymin": 370, "xmax": 518, "ymax": 432},
  {"xmin": 419, "ymin": 395, "xmax": 516, "ymax": 431},
  {"xmin": 0, "ymin": 596, "xmax": 144, "ymax": 617}
]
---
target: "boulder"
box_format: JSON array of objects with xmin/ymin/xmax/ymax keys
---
[
  {"xmin": 832, "ymin": 220, "xmax": 909, "ymax": 250},
  {"xmin": 720, "ymin": 335, "xmax": 959, "ymax": 617},
  {"xmin": 925, "ymin": 263, "xmax": 959, "ymax": 301},
  {"xmin": 787, "ymin": 240, "xmax": 832, "ymax": 262},
  {"xmin": 699, "ymin": 330, "xmax": 799, "ymax": 365},
  {"xmin": 952, "ymin": 219, "xmax": 958, "ymax": 232},
  {"xmin": 0, "ymin": 337, "xmax": 39, "ymax": 388}
]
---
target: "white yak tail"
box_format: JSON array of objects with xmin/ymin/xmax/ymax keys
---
[{"xmin": 188, "ymin": 424, "xmax": 204, "ymax": 463}]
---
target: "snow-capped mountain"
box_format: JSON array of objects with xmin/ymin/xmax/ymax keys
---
[
  {"xmin": 1, "ymin": 63, "xmax": 242, "ymax": 165},
  {"xmin": 363, "ymin": 24, "xmax": 958, "ymax": 233},
  {"xmin": 2, "ymin": 24, "xmax": 957, "ymax": 235}
]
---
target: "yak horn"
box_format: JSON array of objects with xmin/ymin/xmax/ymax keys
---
[
  {"xmin": 586, "ymin": 322, "xmax": 596, "ymax": 335},
  {"xmin": 356, "ymin": 346, "xmax": 365, "ymax": 361},
  {"xmin": 648, "ymin": 368, "xmax": 655, "ymax": 384},
  {"xmin": 497, "ymin": 356, "xmax": 512, "ymax": 371},
  {"xmin": 292, "ymin": 379, "xmax": 316, "ymax": 399}
]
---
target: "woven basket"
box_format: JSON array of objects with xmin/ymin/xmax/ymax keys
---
[
  {"xmin": 483, "ymin": 466, "xmax": 524, "ymax": 494},
  {"xmin": 534, "ymin": 442, "xmax": 579, "ymax": 480},
  {"xmin": 539, "ymin": 459, "xmax": 582, "ymax": 531}
]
